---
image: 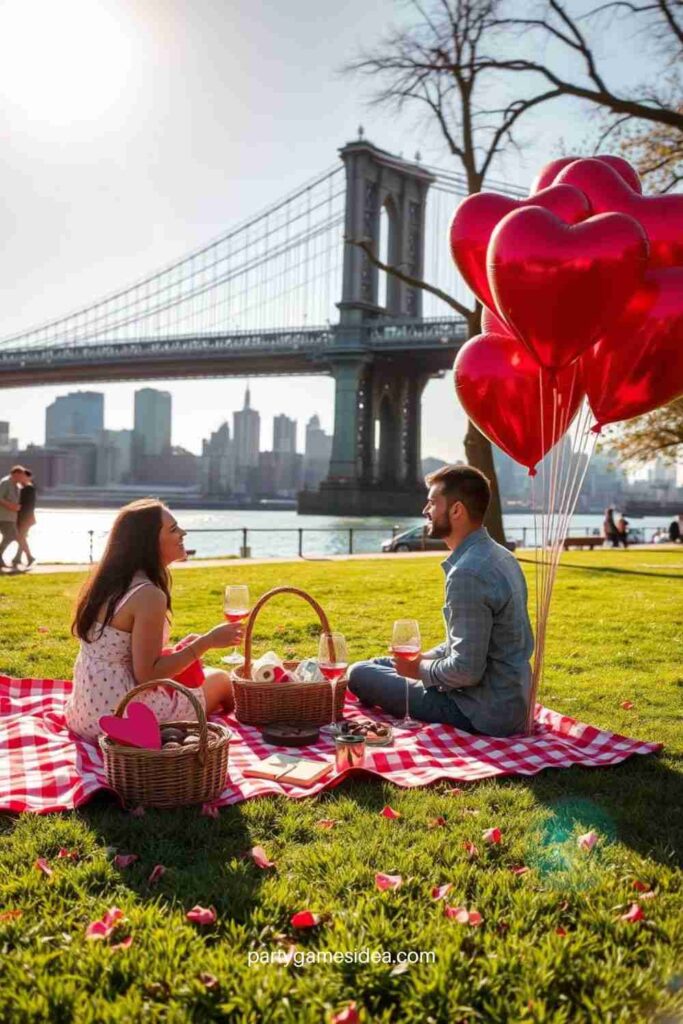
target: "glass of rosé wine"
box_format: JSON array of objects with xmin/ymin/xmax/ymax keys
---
[
  {"xmin": 318, "ymin": 632, "xmax": 348, "ymax": 737},
  {"xmin": 221, "ymin": 585, "xmax": 250, "ymax": 666},
  {"xmin": 391, "ymin": 619, "xmax": 422, "ymax": 729}
]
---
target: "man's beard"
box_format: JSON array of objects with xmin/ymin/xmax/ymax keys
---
[{"xmin": 426, "ymin": 513, "xmax": 450, "ymax": 539}]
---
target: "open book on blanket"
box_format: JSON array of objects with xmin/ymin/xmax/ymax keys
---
[{"xmin": 242, "ymin": 753, "xmax": 333, "ymax": 787}]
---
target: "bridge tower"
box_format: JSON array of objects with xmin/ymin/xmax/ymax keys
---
[{"xmin": 302, "ymin": 138, "xmax": 437, "ymax": 515}]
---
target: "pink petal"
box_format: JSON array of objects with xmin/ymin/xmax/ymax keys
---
[
  {"xmin": 249, "ymin": 846, "xmax": 276, "ymax": 870},
  {"xmin": 375, "ymin": 873, "xmax": 403, "ymax": 891},
  {"xmin": 331, "ymin": 1004, "xmax": 360, "ymax": 1024},
  {"xmin": 37, "ymin": 626, "xmax": 49, "ymax": 633},
  {"xmin": 201, "ymin": 803, "xmax": 220, "ymax": 818},
  {"xmin": 447, "ymin": 787, "xmax": 465, "ymax": 796},
  {"xmin": 198, "ymin": 973, "xmax": 220, "ymax": 990},
  {"xmin": 640, "ymin": 890, "xmax": 656, "ymax": 900},
  {"xmin": 380, "ymin": 806, "xmax": 401, "ymax": 819},
  {"xmin": 316, "ymin": 819, "xmax": 338, "ymax": 829},
  {"xmin": 620, "ymin": 902, "xmax": 645, "ymax": 923},
  {"xmin": 102, "ymin": 907, "xmax": 125, "ymax": 928},
  {"xmin": 85, "ymin": 920, "xmax": 111, "ymax": 940},
  {"xmin": 186, "ymin": 905, "xmax": 217, "ymax": 926},
  {"xmin": 620, "ymin": 701, "xmax": 634, "ymax": 710},
  {"xmin": 430, "ymin": 883, "xmax": 453, "ymax": 901},
  {"xmin": 56, "ymin": 848, "xmax": 79, "ymax": 861},
  {"xmin": 427, "ymin": 817, "xmax": 447, "ymax": 828},
  {"xmin": 482, "ymin": 827, "xmax": 502, "ymax": 844},
  {"xmin": 555, "ymin": 926, "xmax": 568, "ymax": 937},
  {"xmin": 633, "ymin": 880, "xmax": 649, "ymax": 892},
  {"xmin": 290, "ymin": 910, "xmax": 321, "ymax": 929},
  {"xmin": 511, "ymin": 866, "xmax": 530, "ymax": 876},
  {"xmin": 114, "ymin": 854, "xmax": 139, "ymax": 869},
  {"xmin": 148, "ymin": 864, "xmax": 166, "ymax": 886},
  {"xmin": 444, "ymin": 905, "xmax": 470, "ymax": 924},
  {"xmin": 577, "ymin": 831, "xmax": 598, "ymax": 852},
  {"xmin": 463, "ymin": 841, "xmax": 479, "ymax": 861},
  {"xmin": 34, "ymin": 858, "xmax": 53, "ymax": 877},
  {"xmin": 468, "ymin": 909, "xmax": 483, "ymax": 926},
  {"xmin": 110, "ymin": 935, "xmax": 134, "ymax": 951}
]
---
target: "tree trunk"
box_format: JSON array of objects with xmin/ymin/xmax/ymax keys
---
[{"xmin": 462, "ymin": 307, "xmax": 506, "ymax": 544}]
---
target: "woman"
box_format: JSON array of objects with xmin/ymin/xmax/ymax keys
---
[
  {"xmin": 12, "ymin": 469, "xmax": 36, "ymax": 568},
  {"xmin": 603, "ymin": 507, "xmax": 619, "ymax": 548},
  {"xmin": 65, "ymin": 499, "xmax": 242, "ymax": 741}
]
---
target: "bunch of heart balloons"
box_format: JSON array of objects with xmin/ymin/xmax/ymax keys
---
[{"xmin": 450, "ymin": 154, "xmax": 683, "ymax": 476}]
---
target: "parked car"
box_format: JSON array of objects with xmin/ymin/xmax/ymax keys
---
[{"xmin": 381, "ymin": 526, "xmax": 447, "ymax": 553}]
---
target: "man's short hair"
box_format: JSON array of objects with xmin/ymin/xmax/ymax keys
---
[
  {"xmin": 425, "ymin": 463, "xmax": 491, "ymax": 523},
  {"xmin": 10, "ymin": 465, "xmax": 29, "ymax": 475}
]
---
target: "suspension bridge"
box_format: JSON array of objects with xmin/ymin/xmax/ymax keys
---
[{"xmin": 0, "ymin": 136, "xmax": 524, "ymax": 514}]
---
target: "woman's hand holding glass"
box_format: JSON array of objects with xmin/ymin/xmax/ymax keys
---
[{"xmin": 221, "ymin": 585, "xmax": 251, "ymax": 665}]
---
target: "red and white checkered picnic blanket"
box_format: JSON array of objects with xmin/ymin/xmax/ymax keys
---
[{"xmin": 0, "ymin": 675, "xmax": 662, "ymax": 814}]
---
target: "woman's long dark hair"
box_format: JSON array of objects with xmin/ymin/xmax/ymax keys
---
[{"xmin": 72, "ymin": 499, "xmax": 171, "ymax": 642}]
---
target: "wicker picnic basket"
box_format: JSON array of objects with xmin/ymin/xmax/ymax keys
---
[
  {"xmin": 231, "ymin": 586, "xmax": 346, "ymax": 727},
  {"xmin": 99, "ymin": 680, "xmax": 231, "ymax": 808}
]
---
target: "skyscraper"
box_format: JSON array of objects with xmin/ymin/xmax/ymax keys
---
[
  {"xmin": 134, "ymin": 388, "xmax": 172, "ymax": 456},
  {"xmin": 273, "ymin": 414, "xmax": 296, "ymax": 454},
  {"xmin": 303, "ymin": 414, "xmax": 332, "ymax": 490},
  {"xmin": 45, "ymin": 391, "xmax": 104, "ymax": 444},
  {"xmin": 233, "ymin": 387, "xmax": 260, "ymax": 469}
]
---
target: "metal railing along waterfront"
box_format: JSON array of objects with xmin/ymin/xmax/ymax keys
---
[{"xmin": 76, "ymin": 523, "xmax": 670, "ymax": 564}]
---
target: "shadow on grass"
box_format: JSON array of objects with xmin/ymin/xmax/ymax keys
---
[
  {"xmin": 517, "ymin": 557, "xmax": 683, "ymax": 581},
  {"xmin": 73, "ymin": 790, "xmax": 266, "ymax": 920}
]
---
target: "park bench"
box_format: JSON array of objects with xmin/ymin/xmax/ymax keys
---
[{"xmin": 563, "ymin": 536, "xmax": 605, "ymax": 551}]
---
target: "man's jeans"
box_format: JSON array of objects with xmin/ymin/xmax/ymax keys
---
[
  {"xmin": 0, "ymin": 522, "xmax": 18, "ymax": 562},
  {"xmin": 348, "ymin": 658, "xmax": 477, "ymax": 731}
]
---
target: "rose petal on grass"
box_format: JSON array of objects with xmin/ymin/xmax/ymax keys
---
[
  {"xmin": 640, "ymin": 890, "xmax": 656, "ymax": 900},
  {"xmin": 577, "ymin": 831, "xmax": 598, "ymax": 852},
  {"xmin": 444, "ymin": 905, "xmax": 471, "ymax": 923},
  {"xmin": 427, "ymin": 817, "xmax": 447, "ymax": 828},
  {"xmin": 186, "ymin": 905, "xmax": 217, "ymax": 926},
  {"xmin": 56, "ymin": 848, "xmax": 79, "ymax": 861},
  {"xmin": 331, "ymin": 1003, "xmax": 360, "ymax": 1024},
  {"xmin": 463, "ymin": 841, "xmax": 479, "ymax": 861},
  {"xmin": 148, "ymin": 864, "xmax": 166, "ymax": 886},
  {"xmin": 0, "ymin": 910, "xmax": 22, "ymax": 921},
  {"xmin": 249, "ymin": 846, "xmax": 276, "ymax": 870},
  {"xmin": 316, "ymin": 819, "xmax": 338, "ymax": 829},
  {"xmin": 447, "ymin": 787, "xmax": 465, "ymax": 796},
  {"xmin": 511, "ymin": 866, "xmax": 530, "ymax": 876},
  {"xmin": 621, "ymin": 902, "xmax": 645, "ymax": 923},
  {"xmin": 290, "ymin": 910, "xmax": 321, "ymax": 929},
  {"xmin": 430, "ymin": 883, "xmax": 453, "ymax": 901},
  {"xmin": 34, "ymin": 858, "xmax": 53, "ymax": 877},
  {"xmin": 198, "ymin": 972, "xmax": 220, "ymax": 990},
  {"xmin": 114, "ymin": 854, "xmax": 139, "ymax": 869},
  {"xmin": 86, "ymin": 907, "xmax": 124, "ymax": 940},
  {"xmin": 633, "ymin": 880, "xmax": 650, "ymax": 892},
  {"xmin": 620, "ymin": 701, "xmax": 634, "ymax": 710},
  {"xmin": 375, "ymin": 872, "xmax": 402, "ymax": 891},
  {"xmin": 468, "ymin": 909, "xmax": 483, "ymax": 926},
  {"xmin": 482, "ymin": 827, "xmax": 502, "ymax": 844},
  {"xmin": 555, "ymin": 926, "xmax": 568, "ymax": 937},
  {"xmin": 37, "ymin": 626, "xmax": 49, "ymax": 634},
  {"xmin": 380, "ymin": 806, "xmax": 401, "ymax": 819},
  {"xmin": 110, "ymin": 935, "xmax": 133, "ymax": 951},
  {"xmin": 201, "ymin": 803, "xmax": 220, "ymax": 818}
]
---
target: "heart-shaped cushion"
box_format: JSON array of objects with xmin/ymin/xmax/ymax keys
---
[
  {"xmin": 582, "ymin": 268, "xmax": 683, "ymax": 428},
  {"xmin": 488, "ymin": 206, "xmax": 649, "ymax": 370},
  {"xmin": 531, "ymin": 154, "xmax": 642, "ymax": 195},
  {"xmin": 100, "ymin": 701, "xmax": 162, "ymax": 749},
  {"xmin": 556, "ymin": 158, "xmax": 683, "ymax": 269},
  {"xmin": 449, "ymin": 184, "xmax": 591, "ymax": 310}
]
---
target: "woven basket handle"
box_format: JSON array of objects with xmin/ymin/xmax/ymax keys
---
[
  {"xmin": 113, "ymin": 679, "xmax": 209, "ymax": 762},
  {"xmin": 243, "ymin": 586, "xmax": 334, "ymax": 676}
]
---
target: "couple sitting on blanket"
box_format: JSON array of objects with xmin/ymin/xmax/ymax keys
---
[{"xmin": 65, "ymin": 464, "xmax": 533, "ymax": 742}]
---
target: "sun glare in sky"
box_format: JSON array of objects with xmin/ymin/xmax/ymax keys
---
[{"xmin": 0, "ymin": 0, "xmax": 137, "ymax": 126}]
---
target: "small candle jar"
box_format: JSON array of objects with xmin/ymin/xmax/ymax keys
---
[{"xmin": 334, "ymin": 733, "xmax": 366, "ymax": 772}]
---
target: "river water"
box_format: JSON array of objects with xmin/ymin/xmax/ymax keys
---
[{"xmin": 20, "ymin": 507, "xmax": 678, "ymax": 564}]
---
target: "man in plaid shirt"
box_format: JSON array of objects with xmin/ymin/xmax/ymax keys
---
[{"xmin": 348, "ymin": 464, "xmax": 534, "ymax": 737}]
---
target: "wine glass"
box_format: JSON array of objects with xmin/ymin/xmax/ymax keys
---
[
  {"xmin": 221, "ymin": 585, "xmax": 251, "ymax": 666},
  {"xmin": 391, "ymin": 619, "xmax": 422, "ymax": 730},
  {"xmin": 318, "ymin": 632, "xmax": 348, "ymax": 737}
]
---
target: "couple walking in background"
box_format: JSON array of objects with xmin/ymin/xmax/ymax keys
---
[{"xmin": 0, "ymin": 464, "xmax": 37, "ymax": 570}]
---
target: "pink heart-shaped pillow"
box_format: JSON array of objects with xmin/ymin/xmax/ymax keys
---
[{"xmin": 100, "ymin": 701, "xmax": 162, "ymax": 749}]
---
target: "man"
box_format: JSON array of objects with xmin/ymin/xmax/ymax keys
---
[
  {"xmin": 12, "ymin": 468, "xmax": 36, "ymax": 569},
  {"xmin": 348, "ymin": 464, "xmax": 534, "ymax": 737},
  {"xmin": 0, "ymin": 465, "xmax": 30, "ymax": 569}
]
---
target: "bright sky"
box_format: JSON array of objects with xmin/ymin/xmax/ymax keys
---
[{"xmin": 0, "ymin": 0, "xmax": 650, "ymax": 458}]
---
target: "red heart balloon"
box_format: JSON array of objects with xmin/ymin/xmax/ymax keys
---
[
  {"xmin": 531, "ymin": 155, "xmax": 642, "ymax": 195},
  {"xmin": 488, "ymin": 207, "xmax": 649, "ymax": 370},
  {"xmin": 449, "ymin": 185, "xmax": 590, "ymax": 310},
  {"xmin": 454, "ymin": 332, "xmax": 585, "ymax": 473},
  {"xmin": 99, "ymin": 701, "xmax": 162, "ymax": 749},
  {"xmin": 582, "ymin": 268, "xmax": 683, "ymax": 429},
  {"xmin": 481, "ymin": 306, "xmax": 510, "ymax": 335},
  {"xmin": 556, "ymin": 158, "xmax": 683, "ymax": 269}
]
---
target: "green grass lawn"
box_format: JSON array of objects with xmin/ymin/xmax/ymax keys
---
[{"xmin": 0, "ymin": 550, "xmax": 681, "ymax": 1023}]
